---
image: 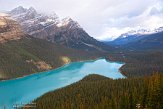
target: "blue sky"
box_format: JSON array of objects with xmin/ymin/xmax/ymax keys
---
[{"xmin": 0, "ymin": 0, "xmax": 163, "ymax": 40}]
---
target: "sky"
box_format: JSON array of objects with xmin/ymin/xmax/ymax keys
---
[{"xmin": 0, "ymin": 0, "xmax": 163, "ymax": 41}]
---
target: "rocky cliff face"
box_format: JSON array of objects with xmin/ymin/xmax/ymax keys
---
[
  {"xmin": 9, "ymin": 6, "xmax": 112, "ymax": 51},
  {"xmin": 0, "ymin": 13, "xmax": 24, "ymax": 43}
]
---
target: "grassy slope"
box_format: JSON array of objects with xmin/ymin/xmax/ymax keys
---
[
  {"xmin": 34, "ymin": 74, "xmax": 163, "ymax": 109},
  {"xmin": 0, "ymin": 36, "xmax": 99, "ymax": 80}
]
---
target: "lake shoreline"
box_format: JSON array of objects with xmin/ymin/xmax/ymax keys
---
[
  {"xmin": 0, "ymin": 58, "xmax": 125, "ymax": 108},
  {"xmin": 0, "ymin": 57, "xmax": 126, "ymax": 82},
  {"xmin": 0, "ymin": 57, "xmax": 104, "ymax": 82}
]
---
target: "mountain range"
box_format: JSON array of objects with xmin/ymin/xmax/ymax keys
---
[
  {"xmin": 0, "ymin": 4, "xmax": 163, "ymax": 109},
  {"xmin": 9, "ymin": 6, "xmax": 112, "ymax": 52},
  {"xmin": 0, "ymin": 11, "xmax": 100, "ymax": 80},
  {"xmin": 1, "ymin": 6, "xmax": 163, "ymax": 80},
  {"xmin": 104, "ymin": 27, "xmax": 163, "ymax": 51}
]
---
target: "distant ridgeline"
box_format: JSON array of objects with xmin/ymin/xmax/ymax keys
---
[
  {"xmin": 34, "ymin": 73, "xmax": 163, "ymax": 109},
  {"xmin": 104, "ymin": 28, "xmax": 163, "ymax": 77},
  {"xmin": 1, "ymin": 6, "xmax": 163, "ymax": 80}
]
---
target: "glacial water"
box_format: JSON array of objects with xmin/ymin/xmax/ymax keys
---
[{"xmin": 0, "ymin": 58, "xmax": 125, "ymax": 109}]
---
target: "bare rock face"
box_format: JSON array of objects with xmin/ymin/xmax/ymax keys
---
[
  {"xmin": 0, "ymin": 13, "xmax": 24, "ymax": 43},
  {"xmin": 10, "ymin": 7, "xmax": 59, "ymax": 40},
  {"xmin": 9, "ymin": 6, "xmax": 112, "ymax": 51}
]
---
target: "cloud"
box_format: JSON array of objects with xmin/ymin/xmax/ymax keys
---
[
  {"xmin": 0, "ymin": 0, "xmax": 163, "ymax": 40},
  {"xmin": 95, "ymin": 0, "xmax": 163, "ymax": 40}
]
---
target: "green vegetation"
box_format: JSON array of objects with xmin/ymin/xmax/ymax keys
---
[
  {"xmin": 0, "ymin": 36, "xmax": 99, "ymax": 80},
  {"xmin": 107, "ymin": 51, "xmax": 163, "ymax": 77},
  {"xmin": 1, "ymin": 31, "xmax": 163, "ymax": 109},
  {"xmin": 33, "ymin": 73, "xmax": 163, "ymax": 109},
  {"xmin": 1, "ymin": 34, "xmax": 163, "ymax": 80},
  {"xmin": 21, "ymin": 43, "xmax": 163, "ymax": 109}
]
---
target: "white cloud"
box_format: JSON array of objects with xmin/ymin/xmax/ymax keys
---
[
  {"xmin": 0, "ymin": 0, "xmax": 163, "ymax": 40},
  {"xmin": 96, "ymin": 27, "xmax": 131, "ymax": 41}
]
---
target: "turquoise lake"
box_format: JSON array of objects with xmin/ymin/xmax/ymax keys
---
[{"xmin": 0, "ymin": 58, "xmax": 125, "ymax": 109}]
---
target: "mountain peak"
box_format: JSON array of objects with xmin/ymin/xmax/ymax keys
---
[
  {"xmin": 62, "ymin": 17, "xmax": 73, "ymax": 22},
  {"xmin": 47, "ymin": 12, "xmax": 59, "ymax": 20},
  {"xmin": 10, "ymin": 6, "xmax": 38, "ymax": 16},
  {"xmin": 9, "ymin": 7, "xmax": 111, "ymax": 51},
  {"xmin": 15, "ymin": 6, "xmax": 25, "ymax": 10},
  {"xmin": 56, "ymin": 17, "xmax": 81, "ymax": 29},
  {"xmin": 120, "ymin": 27, "xmax": 163, "ymax": 39},
  {"xmin": 28, "ymin": 7, "xmax": 37, "ymax": 13},
  {"xmin": 10, "ymin": 6, "xmax": 27, "ymax": 15},
  {"xmin": 28, "ymin": 7, "xmax": 35, "ymax": 10}
]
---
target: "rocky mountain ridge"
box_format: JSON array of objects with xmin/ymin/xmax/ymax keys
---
[
  {"xmin": 106, "ymin": 27, "xmax": 163, "ymax": 46},
  {"xmin": 9, "ymin": 6, "xmax": 112, "ymax": 51}
]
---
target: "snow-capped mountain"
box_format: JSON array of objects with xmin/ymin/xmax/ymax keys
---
[
  {"xmin": 9, "ymin": 6, "xmax": 112, "ymax": 51},
  {"xmin": 120, "ymin": 27, "xmax": 163, "ymax": 38},
  {"xmin": 107, "ymin": 27, "xmax": 163, "ymax": 45}
]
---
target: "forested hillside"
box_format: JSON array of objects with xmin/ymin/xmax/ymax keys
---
[
  {"xmin": 33, "ymin": 73, "xmax": 163, "ymax": 109},
  {"xmin": 106, "ymin": 51, "xmax": 163, "ymax": 77},
  {"xmin": 103, "ymin": 30, "xmax": 163, "ymax": 77},
  {"xmin": 0, "ymin": 36, "xmax": 99, "ymax": 80}
]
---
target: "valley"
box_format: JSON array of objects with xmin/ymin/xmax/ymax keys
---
[
  {"xmin": 0, "ymin": 5, "xmax": 163, "ymax": 109},
  {"xmin": 0, "ymin": 9, "xmax": 103, "ymax": 80},
  {"xmin": 0, "ymin": 59, "xmax": 124, "ymax": 109},
  {"xmin": 0, "ymin": 36, "xmax": 99, "ymax": 80}
]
